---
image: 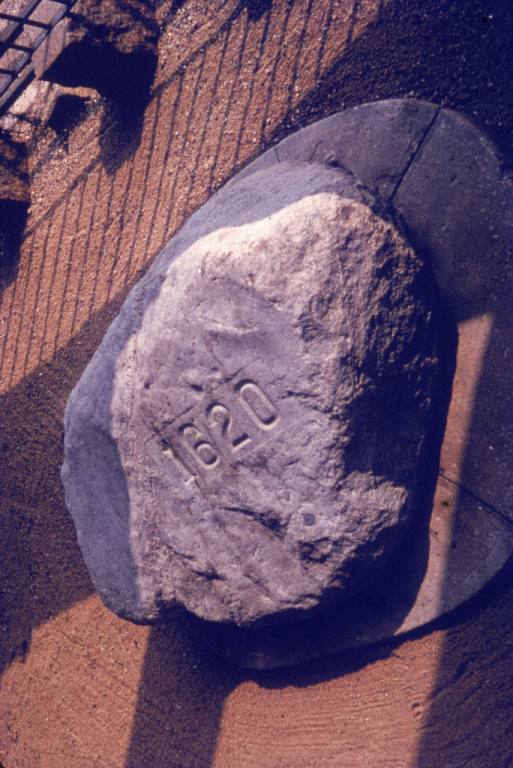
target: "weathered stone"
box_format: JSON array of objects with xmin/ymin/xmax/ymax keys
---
[{"xmin": 62, "ymin": 161, "xmax": 441, "ymax": 627}]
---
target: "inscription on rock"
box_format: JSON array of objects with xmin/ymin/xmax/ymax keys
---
[
  {"xmin": 159, "ymin": 378, "xmax": 281, "ymax": 485},
  {"xmin": 62, "ymin": 161, "xmax": 441, "ymax": 627}
]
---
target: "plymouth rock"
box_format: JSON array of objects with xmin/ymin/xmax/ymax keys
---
[{"xmin": 62, "ymin": 161, "xmax": 441, "ymax": 627}]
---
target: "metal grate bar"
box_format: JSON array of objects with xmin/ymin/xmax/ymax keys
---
[
  {"xmin": 0, "ymin": 12, "xmax": 50, "ymax": 28},
  {"xmin": 4, "ymin": 42, "xmax": 33, "ymax": 52},
  {"xmin": 0, "ymin": 0, "xmax": 75, "ymax": 116},
  {"xmin": 0, "ymin": 0, "xmax": 44, "ymax": 49}
]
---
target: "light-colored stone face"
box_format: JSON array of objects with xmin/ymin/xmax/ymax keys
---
[{"xmin": 62, "ymin": 161, "xmax": 441, "ymax": 627}]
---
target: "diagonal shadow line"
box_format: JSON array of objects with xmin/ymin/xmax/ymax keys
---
[
  {"xmin": 314, "ymin": 0, "xmax": 339, "ymax": 81},
  {"xmin": 83, "ymin": 169, "xmax": 117, "ymax": 322},
  {"xmin": 102, "ymin": 147, "xmax": 140, "ymax": 304},
  {"xmin": 255, "ymin": 0, "xmax": 295, "ymax": 145},
  {"xmin": 114, "ymin": 92, "xmax": 163, "ymax": 296},
  {"xmin": 163, "ymin": 46, "xmax": 216, "ymax": 234},
  {"xmin": 438, "ymin": 471, "xmax": 513, "ymax": 532},
  {"xmin": 231, "ymin": 4, "xmax": 273, "ymax": 167},
  {"xmin": 68, "ymin": 166, "xmax": 102, "ymax": 337},
  {"xmin": 5, "ymin": 217, "xmax": 52, "ymax": 387},
  {"xmin": 187, "ymin": 21, "xmax": 243, "ymax": 212},
  {"xmin": 49, "ymin": 175, "xmax": 88, "ymax": 359},
  {"xmin": 276, "ymin": 0, "xmax": 313, "ymax": 121},
  {"xmin": 134, "ymin": 74, "xmax": 184, "ymax": 279},
  {"xmin": 283, "ymin": 0, "xmax": 319, "ymax": 115},
  {"xmin": 33, "ymin": 188, "xmax": 79, "ymax": 364},
  {"xmin": 177, "ymin": 23, "xmax": 232, "ymax": 222},
  {"xmin": 23, "ymin": 149, "xmax": 107, "ymax": 243},
  {"xmin": 162, "ymin": 52, "xmax": 206, "ymax": 238},
  {"xmin": 346, "ymin": 0, "xmax": 363, "ymax": 46},
  {"xmin": 32, "ymin": 193, "xmax": 74, "ymax": 373}
]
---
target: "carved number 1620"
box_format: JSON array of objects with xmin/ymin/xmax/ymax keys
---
[{"xmin": 165, "ymin": 380, "xmax": 279, "ymax": 483}]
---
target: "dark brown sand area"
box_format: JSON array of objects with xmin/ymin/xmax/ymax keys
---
[{"xmin": 1, "ymin": 2, "xmax": 513, "ymax": 766}]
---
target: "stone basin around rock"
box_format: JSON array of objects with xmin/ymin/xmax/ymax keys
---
[{"xmin": 62, "ymin": 160, "xmax": 441, "ymax": 628}]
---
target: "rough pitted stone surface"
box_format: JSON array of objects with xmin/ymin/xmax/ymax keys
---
[{"xmin": 62, "ymin": 161, "xmax": 440, "ymax": 627}]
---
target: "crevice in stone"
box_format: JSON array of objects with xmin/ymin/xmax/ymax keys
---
[
  {"xmin": 389, "ymin": 106, "xmax": 441, "ymax": 204},
  {"xmin": 438, "ymin": 469, "xmax": 513, "ymax": 531}
]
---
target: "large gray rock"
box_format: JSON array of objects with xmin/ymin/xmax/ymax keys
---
[{"xmin": 62, "ymin": 161, "xmax": 441, "ymax": 627}]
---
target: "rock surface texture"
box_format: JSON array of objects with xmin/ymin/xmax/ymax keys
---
[{"xmin": 62, "ymin": 161, "xmax": 440, "ymax": 627}]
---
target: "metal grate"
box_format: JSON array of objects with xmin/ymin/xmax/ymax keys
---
[{"xmin": 0, "ymin": 0, "xmax": 75, "ymax": 115}]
